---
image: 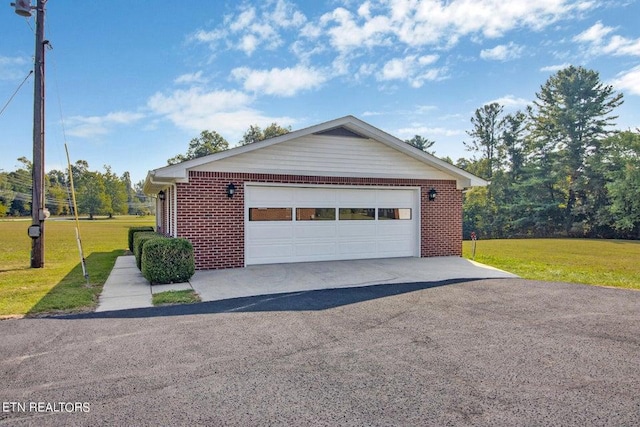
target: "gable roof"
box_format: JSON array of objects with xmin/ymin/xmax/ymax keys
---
[{"xmin": 144, "ymin": 115, "xmax": 486, "ymax": 193}]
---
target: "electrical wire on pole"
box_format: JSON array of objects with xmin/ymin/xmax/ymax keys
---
[{"xmin": 0, "ymin": 70, "xmax": 33, "ymax": 117}]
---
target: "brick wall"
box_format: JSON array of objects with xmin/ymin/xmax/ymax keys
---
[{"xmin": 176, "ymin": 171, "xmax": 462, "ymax": 270}]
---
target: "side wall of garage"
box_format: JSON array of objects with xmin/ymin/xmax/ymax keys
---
[{"xmin": 176, "ymin": 171, "xmax": 462, "ymax": 270}]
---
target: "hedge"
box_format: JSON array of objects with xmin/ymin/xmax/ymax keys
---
[
  {"xmin": 128, "ymin": 226, "xmax": 155, "ymax": 251},
  {"xmin": 141, "ymin": 238, "xmax": 195, "ymax": 284},
  {"xmin": 133, "ymin": 232, "xmax": 164, "ymax": 270}
]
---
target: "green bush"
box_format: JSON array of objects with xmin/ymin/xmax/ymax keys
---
[
  {"xmin": 133, "ymin": 232, "xmax": 164, "ymax": 270},
  {"xmin": 128, "ymin": 226, "xmax": 155, "ymax": 251},
  {"xmin": 141, "ymin": 238, "xmax": 195, "ymax": 285}
]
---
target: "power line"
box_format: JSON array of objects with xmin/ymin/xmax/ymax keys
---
[{"xmin": 0, "ymin": 70, "xmax": 33, "ymax": 117}]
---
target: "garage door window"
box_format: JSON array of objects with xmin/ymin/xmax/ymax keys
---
[
  {"xmin": 249, "ymin": 208, "xmax": 292, "ymax": 221},
  {"xmin": 378, "ymin": 208, "xmax": 412, "ymax": 220},
  {"xmin": 339, "ymin": 208, "xmax": 375, "ymax": 220},
  {"xmin": 296, "ymin": 208, "xmax": 336, "ymax": 221}
]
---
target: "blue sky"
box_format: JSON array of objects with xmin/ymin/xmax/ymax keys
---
[{"xmin": 1, "ymin": 0, "xmax": 639, "ymax": 184}]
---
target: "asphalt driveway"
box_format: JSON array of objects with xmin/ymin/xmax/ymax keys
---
[{"xmin": 1, "ymin": 278, "xmax": 639, "ymax": 426}]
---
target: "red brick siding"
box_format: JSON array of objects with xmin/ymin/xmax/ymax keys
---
[{"xmin": 176, "ymin": 171, "xmax": 462, "ymax": 270}]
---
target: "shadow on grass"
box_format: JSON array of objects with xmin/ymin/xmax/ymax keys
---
[
  {"xmin": 0, "ymin": 266, "xmax": 31, "ymax": 274},
  {"xmin": 56, "ymin": 278, "xmax": 479, "ymax": 320},
  {"xmin": 26, "ymin": 250, "xmax": 124, "ymax": 317}
]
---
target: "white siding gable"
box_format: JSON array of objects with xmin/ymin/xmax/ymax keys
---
[{"xmin": 191, "ymin": 134, "xmax": 453, "ymax": 180}]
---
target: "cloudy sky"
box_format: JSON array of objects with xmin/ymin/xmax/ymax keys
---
[{"xmin": 1, "ymin": 0, "xmax": 639, "ymax": 183}]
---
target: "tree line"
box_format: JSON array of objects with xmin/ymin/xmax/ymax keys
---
[
  {"xmin": 455, "ymin": 66, "xmax": 639, "ymax": 240},
  {"xmin": 0, "ymin": 122, "xmax": 293, "ymax": 219},
  {"xmin": 0, "ymin": 158, "xmax": 154, "ymax": 219}
]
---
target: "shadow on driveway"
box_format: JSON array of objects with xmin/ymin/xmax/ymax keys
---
[{"xmin": 56, "ymin": 278, "xmax": 481, "ymax": 319}]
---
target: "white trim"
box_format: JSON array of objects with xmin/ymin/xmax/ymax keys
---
[{"xmin": 245, "ymin": 182, "xmax": 423, "ymax": 191}]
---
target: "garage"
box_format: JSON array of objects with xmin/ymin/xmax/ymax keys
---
[
  {"xmin": 145, "ymin": 115, "xmax": 486, "ymax": 270},
  {"xmin": 245, "ymin": 185, "xmax": 420, "ymax": 265}
]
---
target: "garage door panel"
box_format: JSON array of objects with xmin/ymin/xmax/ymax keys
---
[
  {"xmin": 376, "ymin": 189, "xmax": 414, "ymax": 204},
  {"xmin": 247, "ymin": 224, "xmax": 294, "ymax": 240},
  {"xmin": 337, "ymin": 222, "xmax": 376, "ymax": 237},
  {"xmin": 249, "ymin": 187, "xmax": 294, "ymax": 205},
  {"xmin": 294, "ymin": 242, "xmax": 337, "ymax": 257},
  {"xmin": 294, "ymin": 188, "xmax": 336, "ymax": 204},
  {"xmin": 295, "ymin": 223, "xmax": 337, "ymax": 238},
  {"xmin": 338, "ymin": 241, "xmax": 378, "ymax": 256},
  {"xmin": 247, "ymin": 244, "xmax": 294, "ymax": 261},
  {"xmin": 377, "ymin": 222, "xmax": 415, "ymax": 236},
  {"xmin": 337, "ymin": 189, "xmax": 376, "ymax": 204}
]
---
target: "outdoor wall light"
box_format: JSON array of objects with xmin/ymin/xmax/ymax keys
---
[
  {"xmin": 226, "ymin": 182, "xmax": 236, "ymax": 198},
  {"xmin": 428, "ymin": 188, "xmax": 437, "ymax": 201},
  {"xmin": 158, "ymin": 190, "xmax": 166, "ymax": 201}
]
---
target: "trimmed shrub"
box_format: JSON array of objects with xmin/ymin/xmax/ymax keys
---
[
  {"xmin": 133, "ymin": 232, "xmax": 164, "ymax": 270},
  {"xmin": 141, "ymin": 238, "xmax": 195, "ymax": 284},
  {"xmin": 128, "ymin": 226, "xmax": 155, "ymax": 251}
]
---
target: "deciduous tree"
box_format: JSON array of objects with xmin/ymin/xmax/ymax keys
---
[{"xmin": 167, "ymin": 130, "xmax": 229, "ymax": 165}]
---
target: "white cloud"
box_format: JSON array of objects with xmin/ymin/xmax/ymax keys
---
[
  {"xmin": 271, "ymin": 0, "xmax": 306, "ymax": 28},
  {"xmin": 488, "ymin": 95, "xmax": 529, "ymax": 109},
  {"xmin": 380, "ymin": 57, "xmax": 412, "ymax": 80},
  {"xmin": 190, "ymin": 0, "xmax": 306, "ymax": 56},
  {"xmin": 0, "ymin": 55, "xmax": 30, "ymax": 80},
  {"xmin": 610, "ymin": 66, "xmax": 640, "ymax": 96},
  {"xmin": 174, "ymin": 71, "xmax": 208, "ymax": 85},
  {"xmin": 574, "ymin": 21, "xmax": 640, "ymax": 57},
  {"xmin": 573, "ymin": 21, "xmax": 615, "ymax": 43},
  {"xmin": 318, "ymin": 7, "xmax": 392, "ymax": 53},
  {"xmin": 231, "ymin": 65, "xmax": 328, "ymax": 96},
  {"xmin": 66, "ymin": 111, "xmax": 146, "ymax": 138},
  {"xmin": 146, "ymin": 87, "xmax": 295, "ymax": 138},
  {"xmin": 480, "ymin": 42, "xmax": 524, "ymax": 61},
  {"xmin": 378, "ymin": 54, "xmax": 443, "ymax": 87},
  {"xmin": 362, "ymin": 105, "xmax": 437, "ymax": 117},
  {"xmin": 396, "ymin": 125, "xmax": 464, "ymax": 139},
  {"xmin": 540, "ymin": 63, "xmax": 571, "ymax": 72},
  {"xmin": 312, "ymin": 0, "xmax": 594, "ymax": 53},
  {"xmin": 190, "ymin": 29, "xmax": 224, "ymax": 44}
]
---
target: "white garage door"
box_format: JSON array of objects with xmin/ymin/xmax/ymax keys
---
[{"xmin": 245, "ymin": 185, "xmax": 420, "ymax": 265}]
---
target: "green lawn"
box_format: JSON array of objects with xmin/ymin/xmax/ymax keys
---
[
  {"xmin": 152, "ymin": 289, "xmax": 201, "ymax": 306},
  {"xmin": 0, "ymin": 216, "xmax": 155, "ymax": 317},
  {"xmin": 463, "ymin": 238, "xmax": 640, "ymax": 289}
]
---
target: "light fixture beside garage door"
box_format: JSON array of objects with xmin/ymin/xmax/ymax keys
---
[
  {"xmin": 226, "ymin": 183, "xmax": 236, "ymax": 198},
  {"xmin": 428, "ymin": 188, "xmax": 437, "ymax": 201}
]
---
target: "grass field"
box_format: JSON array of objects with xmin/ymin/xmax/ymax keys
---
[
  {"xmin": 463, "ymin": 238, "xmax": 640, "ymax": 290},
  {"xmin": 0, "ymin": 216, "xmax": 154, "ymax": 317}
]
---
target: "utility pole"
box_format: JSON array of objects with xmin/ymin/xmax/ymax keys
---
[{"xmin": 13, "ymin": 0, "xmax": 47, "ymax": 267}]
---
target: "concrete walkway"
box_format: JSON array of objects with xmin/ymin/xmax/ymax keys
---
[
  {"xmin": 96, "ymin": 256, "xmax": 192, "ymax": 312},
  {"xmin": 97, "ymin": 256, "xmax": 517, "ymax": 312}
]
